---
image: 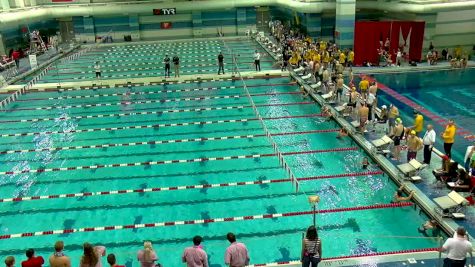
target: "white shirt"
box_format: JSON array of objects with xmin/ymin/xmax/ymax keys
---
[
  {"xmin": 422, "ymin": 129, "xmax": 436, "ymax": 145},
  {"xmin": 397, "ymin": 51, "xmax": 402, "ymax": 58},
  {"xmin": 465, "ymin": 145, "xmax": 474, "ymax": 162},
  {"xmin": 442, "ymin": 237, "xmax": 472, "ymax": 260},
  {"xmin": 254, "ymin": 52, "xmax": 261, "ymax": 61},
  {"xmin": 94, "ymin": 64, "xmax": 101, "ymax": 72},
  {"xmin": 366, "ymin": 93, "xmax": 376, "ymax": 105}
]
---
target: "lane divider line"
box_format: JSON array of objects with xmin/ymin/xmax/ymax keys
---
[
  {"xmin": 18, "ymin": 82, "xmax": 295, "ymax": 102},
  {"xmin": 0, "ymin": 171, "xmax": 383, "ymax": 203},
  {"xmin": 0, "ymin": 147, "xmax": 359, "ymax": 175},
  {"xmin": 0, "ymin": 129, "xmax": 339, "ymax": 155},
  {"xmin": 9, "ymin": 92, "xmax": 301, "ymax": 112},
  {"xmin": 0, "ymin": 202, "xmax": 411, "ymax": 239},
  {"xmin": 0, "ymin": 101, "xmax": 315, "ymax": 125}
]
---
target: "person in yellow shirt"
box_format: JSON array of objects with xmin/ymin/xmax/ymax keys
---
[
  {"xmin": 441, "ymin": 119, "xmax": 456, "ymax": 158},
  {"xmin": 313, "ymin": 53, "xmax": 321, "ymax": 63},
  {"xmin": 339, "ymin": 52, "xmax": 346, "ymax": 65},
  {"xmin": 411, "ymin": 110, "xmax": 424, "ymax": 136},
  {"xmin": 348, "ymin": 48, "xmax": 355, "ymax": 67},
  {"xmin": 359, "ymin": 77, "xmax": 369, "ymax": 99}
]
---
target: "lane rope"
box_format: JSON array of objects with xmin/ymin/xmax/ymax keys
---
[
  {"xmin": 8, "ymin": 92, "xmax": 300, "ymax": 112},
  {"xmin": 0, "ymin": 171, "xmax": 383, "ymax": 203},
  {"xmin": 0, "ymin": 202, "xmax": 412, "ymax": 239},
  {"xmin": 0, "ymin": 129, "xmax": 339, "ymax": 154},
  {"xmin": 0, "ymin": 147, "xmax": 359, "ymax": 175},
  {"xmin": 0, "ymin": 101, "xmax": 315, "ymax": 126}
]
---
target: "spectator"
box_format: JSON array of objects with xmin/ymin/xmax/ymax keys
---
[
  {"xmin": 22, "ymin": 249, "xmax": 44, "ymax": 267},
  {"xmin": 300, "ymin": 226, "xmax": 322, "ymax": 267},
  {"xmin": 406, "ymin": 130, "xmax": 423, "ymax": 162},
  {"xmin": 422, "ymin": 124, "xmax": 436, "ymax": 164},
  {"xmin": 12, "ymin": 49, "xmax": 20, "ymax": 69},
  {"xmin": 173, "ymin": 55, "xmax": 180, "ymax": 77},
  {"xmin": 182, "ymin": 236, "xmax": 208, "ymax": 267},
  {"xmin": 411, "ymin": 110, "xmax": 424, "ymax": 137},
  {"xmin": 441, "ymin": 119, "xmax": 456, "ymax": 158},
  {"xmin": 137, "ymin": 241, "xmax": 158, "ymax": 267},
  {"xmin": 448, "ymin": 168, "xmax": 472, "ymax": 191},
  {"xmin": 5, "ymin": 256, "xmax": 15, "ymax": 267},
  {"xmin": 440, "ymin": 227, "xmax": 473, "ymax": 267},
  {"xmin": 463, "ymin": 142, "xmax": 474, "ymax": 172},
  {"xmin": 79, "ymin": 243, "xmax": 106, "ymax": 267},
  {"xmin": 106, "ymin": 254, "xmax": 124, "ymax": 267},
  {"xmin": 217, "ymin": 52, "xmax": 225, "ymax": 75},
  {"xmin": 49, "ymin": 241, "xmax": 71, "ymax": 267},
  {"xmin": 224, "ymin": 233, "xmax": 249, "ymax": 267}
]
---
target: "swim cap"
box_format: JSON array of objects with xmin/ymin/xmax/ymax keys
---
[
  {"xmin": 381, "ymin": 105, "xmax": 387, "ymax": 109},
  {"xmin": 396, "ymin": 118, "xmax": 402, "ymax": 124},
  {"xmin": 410, "ymin": 130, "xmax": 416, "ymax": 135}
]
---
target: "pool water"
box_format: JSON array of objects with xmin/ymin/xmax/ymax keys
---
[
  {"xmin": 370, "ymin": 68, "xmax": 475, "ymax": 164},
  {"xmin": 15, "ymin": 39, "xmax": 274, "ymax": 84},
  {"xmin": 0, "ymin": 39, "xmax": 443, "ymax": 267}
]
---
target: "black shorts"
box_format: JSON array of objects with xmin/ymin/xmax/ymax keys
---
[
  {"xmin": 95, "ymin": 71, "xmax": 101, "ymax": 77},
  {"xmin": 393, "ymin": 136, "xmax": 401, "ymax": 146},
  {"xmin": 348, "ymin": 102, "xmax": 356, "ymax": 107}
]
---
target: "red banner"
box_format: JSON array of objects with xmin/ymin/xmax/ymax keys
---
[{"xmin": 160, "ymin": 22, "xmax": 172, "ymax": 29}]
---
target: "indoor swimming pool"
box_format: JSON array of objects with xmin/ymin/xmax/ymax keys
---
[{"xmin": 0, "ymin": 74, "xmax": 443, "ymax": 266}]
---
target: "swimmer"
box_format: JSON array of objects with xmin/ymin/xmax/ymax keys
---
[
  {"xmin": 418, "ymin": 219, "xmax": 440, "ymax": 237},
  {"xmin": 361, "ymin": 157, "xmax": 369, "ymax": 169},
  {"xmin": 336, "ymin": 74, "xmax": 344, "ymax": 103},
  {"xmin": 321, "ymin": 105, "xmax": 332, "ymax": 118},
  {"xmin": 336, "ymin": 128, "xmax": 348, "ymax": 139},
  {"xmin": 392, "ymin": 184, "xmax": 414, "ymax": 203}
]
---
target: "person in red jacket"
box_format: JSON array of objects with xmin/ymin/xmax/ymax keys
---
[
  {"xmin": 22, "ymin": 249, "xmax": 44, "ymax": 267},
  {"xmin": 12, "ymin": 49, "xmax": 21, "ymax": 69}
]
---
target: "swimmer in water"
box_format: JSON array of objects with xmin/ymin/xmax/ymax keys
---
[{"xmin": 362, "ymin": 157, "xmax": 369, "ymax": 169}]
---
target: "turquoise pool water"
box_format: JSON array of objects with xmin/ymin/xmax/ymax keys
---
[
  {"xmin": 370, "ymin": 68, "xmax": 475, "ymax": 164},
  {"xmin": 0, "ymin": 75, "xmax": 443, "ymax": 266},
  {"xmin": 15, "ymin": 39, "xmax": 274, "ymax": 84}
]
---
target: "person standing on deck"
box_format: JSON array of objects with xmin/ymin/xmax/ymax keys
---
[
  {"xmin": 182, "ymin": 236, "xmax": 208, "ymax": 267},
  {"xmin": 94, "ymin": 62, "xmax": 101, "ymax": 79},
  {"xmin": 411, "ymin": 110, "xmax": 424, "ymax": 137},
  {"xmin": 163, "ymin": 55, "xmax": 171, "ymax": 78},
  {"xmin": 441, "ymin": 119, "xmax": 457, "ymax": 158},
  {"xmin": 422, "ymin": 124, "xmax": 436, "ymax": 164},
  {"xmin": 224, "ymin": 233, "xmax": 249, "ymax": 267},
  {"xmin": 253, "ymin": 50, "xmax": 261, "ymax": 71},
  {"xmin": 440, "ymin": 227, "xmax": 473, "ymax": 267},
  {"xmin": 173, "ymin": 55, "xmax": 180, "ymax": 78},
  {"xmin": 388, "ymin": 104, "xmax": 399, "ymax": 134},
  {"xmin": 217, "ymin": 52, "xmax": 225, "ymax": 75},
  {"xmin": 358, "ymin": 102, "xmax": 369, "ymax": 134},
  {"xmin": 406, "ymin": 130, "xmax": 423, "ymax": 162}
]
